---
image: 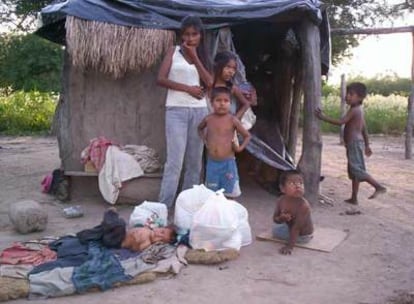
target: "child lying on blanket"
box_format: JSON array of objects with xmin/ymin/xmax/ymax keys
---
[
  {"xmin": 272, "ymin": 170, "xmax": 314, "ymax": 255},
  {"xmin": 121, "ymin": 226, "xmax": 176, "ymax": 252}
]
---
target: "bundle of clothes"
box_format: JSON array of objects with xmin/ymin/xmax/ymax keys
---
[
  {"xmin": 0, "ymin": 208, "xmax": 187, "ymax": 299},
  {"xmin": 80, "ymin": 137, "xmax": 163, "ymax": 204}
]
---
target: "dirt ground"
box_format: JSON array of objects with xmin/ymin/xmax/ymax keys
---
[{"xmin": 0, "ymin": 134, "xmax": 413, "ymax": 304}]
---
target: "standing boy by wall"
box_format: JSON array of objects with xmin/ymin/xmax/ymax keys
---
[
  {"xmin": 315, "ymin": 82, "xmax": 386, "ymax": 204},
  {"xmin": 198, "ymin": 86, "xmax": 251, "ymax": 197}
]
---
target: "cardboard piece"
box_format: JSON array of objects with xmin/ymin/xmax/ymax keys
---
[{"xmin": 256, "ymin": 227, "xmax": 349, "ymax": 253}]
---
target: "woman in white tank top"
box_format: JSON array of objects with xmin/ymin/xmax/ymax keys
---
[{"xmin": 157, "ymin": 16, "xmax": 213, "ymax": 209}]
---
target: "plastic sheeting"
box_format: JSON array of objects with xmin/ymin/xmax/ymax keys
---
[
  {"xmin": 37, "ymin": 0, "xmax": 330, "ymax": 72},
  {"xmin": 40, "ymin": 0, "xmax": 324, "ymax": 30}
]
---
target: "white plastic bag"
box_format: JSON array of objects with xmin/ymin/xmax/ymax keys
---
[
  {"xmin": 129, "ymin": 201, "xmax": 167, "ymax": 228},
  {"xmin": 174, "ymin": 184, "xmax": 215, "ymax": 231},
  {"xmin": 227, "ymin": 200, "xmax": 252, "ymax": 247},
  {"xmin": 241, "ymin": 107, "xmax": 256, "ymax": 130},
  {"xmin": 190, "ymin": 192, "xmax": 240, "ymax": 251}
]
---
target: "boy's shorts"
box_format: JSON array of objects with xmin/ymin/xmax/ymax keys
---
[
  {"xmin": 205, "ymin": 157, "xmax": 241, "ymax": 197},
  {"xmin": 272, "ymin": 223, "xmax": 313, "ymax": 244},
  {"xmin": 346, "ymin": 140, "xmax": 368, "ymax": 181}
]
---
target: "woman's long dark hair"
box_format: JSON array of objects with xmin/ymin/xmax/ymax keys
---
[{"xmin": 180, "ymin": 15, "xmax": 212, "ymax": 76}]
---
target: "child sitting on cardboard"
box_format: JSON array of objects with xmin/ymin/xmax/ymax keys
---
[{"xmin": 273, "ymin": 170, "xmax": 314, "ymax": 255}]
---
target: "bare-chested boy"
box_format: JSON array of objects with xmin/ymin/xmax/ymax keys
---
[
  {"xmin": 198, "ymin": 86, "xmax": 251, "ymax": 197},
  {"xmin": 273, "ymin": 170, "xmax": 314, "ymax": 255},
  {"xmin": 315, "ymin": 82, "xmax": 386, "ymax": 204}
]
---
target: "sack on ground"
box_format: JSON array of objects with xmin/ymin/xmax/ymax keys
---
[
  {"xmin": 129, "ymin": 201, "xmax": 167, "ymax": 228},
  {"xmin": 190, "ymin": 192, "xmax": 251, "ymax": 251},
  {"xmin": 174, "ymin": 184, "xmax": 215, "ymax": 231},
  {"xmin": 227, "ymin": 199, "xmax": 252, "ymax": 247}
]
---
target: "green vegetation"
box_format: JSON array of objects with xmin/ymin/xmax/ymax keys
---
[
  {"xmin": 320, "ymin": 94, "xmax": 408, "ymax": 135},
  {"xmin": 0, "ymin": 34, "xmax": 63, "ymax": 92},
  {"xmin": 348, "ymin": 75, "xmax": 411, "ymax": 97},
  {"xmin": 322, "ymin": 76, "xmax": 411, "ymax": 98},
  {"xmin": 0, "ymin": 90, "xmax": 57, "ymax": 135}
]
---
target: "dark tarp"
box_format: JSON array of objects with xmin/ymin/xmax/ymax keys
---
[
  {"xmin": 36, "ymin": 0, "xmax": 330, "ymax": 71},
  {"xmin": 40, "ymin": 0, "xmax": 323, "ymax": 29}
]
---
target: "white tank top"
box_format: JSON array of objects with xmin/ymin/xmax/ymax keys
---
[{"xmin": 165, "ymin": 46, "xmax": 207, "ymax": 108}]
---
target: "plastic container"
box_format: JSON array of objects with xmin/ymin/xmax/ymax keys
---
[{"xmin": 63, "ymin": 205, "xmax": 84, "ymax": 218}]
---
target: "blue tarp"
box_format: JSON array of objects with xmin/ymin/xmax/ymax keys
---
[
  {"xmin": 37, "ymin": 0, "xmax": 330, "ymax": 67},
  {"xmin": 40, "ymin": 0, "xmax": 324, "ymax": 29},
  {"xmin": 37, "ymin": 0, "xmax": 330, "ymax": 72}
]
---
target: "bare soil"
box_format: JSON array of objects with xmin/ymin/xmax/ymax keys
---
[{"xmin": 0, "ymin": 134, "xmax": 413, "ymax": 304}]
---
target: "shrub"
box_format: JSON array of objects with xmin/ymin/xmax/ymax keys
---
[
  {"xmin": 348, "ymin": 75, "xmax": 411, "ymax": 97},
  {"xmin": 320, "ymin": 94, "xmax": 407, "ymax": 135},
  {"xmin": 0, "ymin": 90, "xmax": 57, "ymax": 134},
  {"xmin": 0, "ymin": 34, "xmax": 63, "ymax": 92},
  {"xmin": 322, "ymin": 81, "xmax": 339, "ymax": 97}
]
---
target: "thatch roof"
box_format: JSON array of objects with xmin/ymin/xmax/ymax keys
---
[
  {"xmin": 36, "ymin": 1, "xmax": 330, "ymax": 76},
  {"xmin": 66, "ymin": 16, "xmax": 174, "ymax": 78}
]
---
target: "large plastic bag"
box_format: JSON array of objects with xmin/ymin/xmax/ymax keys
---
[
  {"xmin": 190, "ymin": 192, "xmax": 242, "ymax": 251},
  {"xmin": 174, "ymin": 184, "xmax": 215, "ymax": 231},
  {"xmin": 129, "ymin": 201, "xmax": 167, "ymax": 228},
  {"xmin": 227, "ymin": 200, "xmax": 252, "ymax": 247}
]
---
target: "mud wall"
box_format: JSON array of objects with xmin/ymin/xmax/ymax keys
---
[{"xmin": 57, "ymin": 51, "xmax": 166, "ymax": 171}]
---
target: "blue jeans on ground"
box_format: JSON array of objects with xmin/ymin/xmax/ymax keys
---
[
  {"xmin": 159, "ymin": 106, "xmax": 208, "ymax": 208},
  {"xmin": 272, "ymin": 223, "xmax": 313, "ymax": 244}
]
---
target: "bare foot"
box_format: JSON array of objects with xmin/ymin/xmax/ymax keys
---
[
  {"xmin": 368, "ymin": 186, "xmax": 387, "ymax": 199},
  {"xmin": 344, "ymin": 198, "xmax": 358, "ymax": 205}
]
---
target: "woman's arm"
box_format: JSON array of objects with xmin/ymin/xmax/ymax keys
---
[
  {"xmin": 157, "ymin": 46, "xmax": 204, "ymax": 99},
  {"xmin": 181, "ymin": 42, "xmax": 213, "ymax": 89},
  {"xmin": 198, "ymin": 117, "xmax": 208, "ymax": 144}
]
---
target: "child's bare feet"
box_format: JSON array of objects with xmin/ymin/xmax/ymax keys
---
[
  {"xmin": 344, "ymin": 198, "xmax": 358, "ymax": 205},
  {"xmin": 368, "ymin": 186, "xmax": 386, "ymax": 199}
]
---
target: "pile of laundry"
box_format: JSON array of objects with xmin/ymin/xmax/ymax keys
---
[{"xmin": 80, "ymin": 137, "xmax": 162, "ymax": 204}]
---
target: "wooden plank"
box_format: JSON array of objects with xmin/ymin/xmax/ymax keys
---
[
  {"xmin": 64, "ymin": 171, "xmax": 163, "ymax": 178},
  {"xmin": 331, "ymin": 26, "xmax": 414, "ymax": 35}
]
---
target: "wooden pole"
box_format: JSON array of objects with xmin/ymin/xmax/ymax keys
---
[
  {"xmin": 287, "ymin": 64, "xmax": 303, "ymax": 159},
  {"xmin": 405, "ymin": 32, "xmax": 414, "ymax": 159},
  {"xmin": 331, "ymin": 26, "xmax": 414, "ymax": 36},
  {"xmin": 339, "ymin": 74, "xmax": 346, "ymax": 145},
  {"xmin": 297, "ymin": 19, "xmax": 322, "ymax": 205}
]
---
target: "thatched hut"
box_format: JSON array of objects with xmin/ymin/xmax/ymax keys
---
[{"xmin": 37, "ymin": 0, "xmax": 330, "ymax": 204}]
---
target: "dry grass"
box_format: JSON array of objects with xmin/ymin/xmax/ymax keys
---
[{"xmin": 66, "ymin": 16, "xmax": 175, "ymax": 78}]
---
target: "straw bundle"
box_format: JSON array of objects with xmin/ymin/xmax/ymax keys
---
[{"xmin": 66, "ymin": 16, "xmax": 175, "ymax": 78}]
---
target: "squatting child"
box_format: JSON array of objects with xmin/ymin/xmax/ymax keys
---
[
  {"xmin": 273, "ymin": 169, "xmax": 314, "ymax": 255},
  {"xmin": 198, "ymin": 86, "xmax": 251, "ymax": 197},
  {"xmin": 315, "ymin": 82, "xmax": 386, "ymax": 204}
]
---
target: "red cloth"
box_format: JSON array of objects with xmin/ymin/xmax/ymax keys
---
[
  {"xmin": 41, "ymin": 173, "xmax": 53, "ymax": 193},
  {"xmin": 81, "ymin": 137, "xmax": 116, "ymax": 171},
  {"xmin": 0, "ymin": 242, "xmax": 57, "ymax": 266}
]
